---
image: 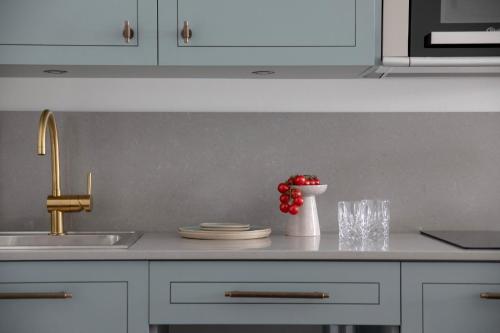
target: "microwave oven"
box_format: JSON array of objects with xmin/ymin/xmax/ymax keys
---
[{"xmin": 383, "ymin": 0, "xmax": 500, "ymax": 67}]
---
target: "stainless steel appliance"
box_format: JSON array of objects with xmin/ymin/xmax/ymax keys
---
[{"xmin": 382, "ymin": 0, "xmax": 500, "ymax": 75}]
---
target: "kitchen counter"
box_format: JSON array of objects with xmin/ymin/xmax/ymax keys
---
[{"xmin": 1, "ymin": 232, "xmax": 500, "ymax": 261}]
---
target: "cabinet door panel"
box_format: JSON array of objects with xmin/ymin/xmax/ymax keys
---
[
  {"xmin": 0, "ymin": 261, "xmax": 149, "ymax": 333},
  {"xmin": 150, "ymin": 261, "xmax": 400, "ymax": 325},
  {"xmin": 0, "ymin": 0, "xmax": 138, "ymax": 46},
  {"xmin": 159, "ymin": 0, "xmax": 381, "ymax": 66},
  {"xmin": 402, "ymin": 263, "xmax": 500, "ymax": 333},
  {"xmin": 0, "ymin": 282, "xmax": 127, "ymax": 333},
  {"xmin": 0, "ymin": 0, "xmax": 157, "ymax": 65},
  {"xmin": 423, "ymin": 283, "xmax": 500, "ymax": 333},
  {"xmin": 177, "ymin": 0, "xmax": 355, "ymax": 47}
]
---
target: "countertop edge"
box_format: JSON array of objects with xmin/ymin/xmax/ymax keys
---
[{"xmin": 1, "ymin": 232, "xmax": 500, "ymax": 262}]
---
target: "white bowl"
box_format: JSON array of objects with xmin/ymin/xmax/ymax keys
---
[{"xmin": 292, "ymin": 184, "xmax": 328, "ymax": 196}]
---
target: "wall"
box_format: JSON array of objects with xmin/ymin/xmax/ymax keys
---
[
  {"xmin": 1, "ymin": 77, "xmax": 499, "ymax": 333},
  {"xmin": 2, "ymin": 111, "xmax": 500, "ymax": 234},
  {"xmin": 0, "ymin": 77, "xmax": 499, "ymax": 112}
]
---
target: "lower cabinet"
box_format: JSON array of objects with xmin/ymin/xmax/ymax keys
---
[
  {"xmin": 5, "ymin": 259, "xmax": 498, "ymax": 331},
  {"xmin": 402, "ymin": 263, "xmax": 500, "ymax": 333},
  {"xmin": 0, "ymin": 261, "xmax": 148, "ymax": 333},
  {"xmin": 150, "ymin": 261, "xmax": 401, "ymax": 325}
]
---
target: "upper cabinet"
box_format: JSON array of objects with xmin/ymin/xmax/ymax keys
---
[
  {"xmin": 0, "ymin": 0, "xmax": 157, "ymax": 65},
  {"xmin": 0, "ymin": 0, "xmax": 381, "ymax": 75},
  {"xmin": 158, "ymin": 0, "xmax": 381, "ymax": 66}
]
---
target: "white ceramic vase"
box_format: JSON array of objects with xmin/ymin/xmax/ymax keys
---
[{"xmin": 285, "ymin": 184, "xmax": 327, "ymax": 237}]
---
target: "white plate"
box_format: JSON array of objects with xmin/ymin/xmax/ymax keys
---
[
  {"xmin": 200, "ymin": 223, "xmax": 250, "ymax": 231},
  {"xmin": 200, "ymin": 227, "xmax": 251, "ymax": 231},
  {"xmin": 178, "ymin": 226, "xmax": 271, "ymax": 240}
]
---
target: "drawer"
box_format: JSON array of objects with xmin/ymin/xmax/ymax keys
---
[
  {"xmin": 423, "ymin": 283, "xmax": 500, "ymax": 333},
  {"xmin": 0, "ymin": 282, "xmax": 127, "ymax": 333},
  {"xmin": 0, "ymin": 261, "xmax": 149, "ymax": 333},
  {"xmin": 402, "ymin": 263, "xmax": 500, "ymax": 333},
  {"xmin": 150, "ymin": 261, "xmax": 400, "ymax": 325},
  {"xmin": 171, "ymin": 282, "xmax": 379, "ymax": 304}
]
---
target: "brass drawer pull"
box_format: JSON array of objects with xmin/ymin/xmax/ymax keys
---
[
  {"xmin": 0, "ymin": 292, "xmax": 72, "ymax": 300},
  {"xmin": 480, "ymin": 292, "xmax": 500, "ymax": 300},
  {"xmin": 224, "ymin": 291, "xmax": 330, "ymax": 299},
  {"xmin": 181, "ymin": 20, "xmax": 193, "ymax": 44},
  {"xmin": 122, "ymin": 20, "xmax": 135, "ymax": 43}
]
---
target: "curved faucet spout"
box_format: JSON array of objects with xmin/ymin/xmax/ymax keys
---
[
  {"xmin": 38, "ymin": 109, "xmax": 61, "ymax": 197},
  {"xmin": 37, "ymin": 110, "xmax": 92, "ymax": 235}
]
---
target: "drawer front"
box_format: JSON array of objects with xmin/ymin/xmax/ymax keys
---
[
  {"xmin": 0, "ymin": 282, "xmax": 127, "ymax": 333},
  {"xmin": 402, "ymin": 263, "xmax": 500, "ymax": 333},
  {"xmin": 423, "ymin": 283, "xmax": 500, "ymax": 333},
  {"xmin": 171, "ymin": 282, "xmax": 379, "ymax": 304},
  {"xmin": 177, "ymin": 0, "xmax": 355, "ymax": 47},
  {"xmin": 0, "ymin": 0, "xmax": 157, "ymax": 65},
  {"xmin": 158, "ymin": 0, "xmax": 381, "ymax": 66},
  {"xmin": 0, "ymin": 0, "xmax": 138, "ymax": 46},
  {"xmin": 0, "ymin": 261, "xmax": 149, "ymax": 333},
  {"xmin": 150, "ymin": 261, "xmax": 400, "ymax": 325}
]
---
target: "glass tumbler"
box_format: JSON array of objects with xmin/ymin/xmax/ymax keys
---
[
  {"xmin": 338, "ymin": 199, "xmax": 390, "ymax": 243},
  {"xmin": 337, "ymin": 201, "xmax": 363, "ymax": 242}
]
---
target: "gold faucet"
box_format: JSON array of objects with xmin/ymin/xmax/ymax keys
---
[{"xmin": 37, "ymin": 110, "xmax": 92, "ymax": 235}]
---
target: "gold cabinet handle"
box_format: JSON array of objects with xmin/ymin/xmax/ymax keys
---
[
  {"xmin": 122, "ymin": 20, "xmax": 135, "ymax": 43},
  {"xmin": 480, "ymin": 292, "xmax": 500, "ymax": 300},
  {"xmin": 0, "ymin": 292, "xmax": 72, "ymax": 300},
  {"xmin": 181, "ymin": 20, "xmax": 193, "ymax": 44},
  {"xmin": 224, "ymin": 291, "xmax": 330, "ymax": 299}
]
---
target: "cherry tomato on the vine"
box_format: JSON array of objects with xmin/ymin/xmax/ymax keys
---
[
  {"xmin": 279, "ymin": 194, "xmax": 291, "ymax": 204},
  {"xmin": 291, "ymin": 189, "xmax": 302, "ymax": 199},
  {"xmin": 280, "ymin": 203, "xmax": 290, "ymax": 213},
  {"xmin": 293, "ymin": 175, "xmax": 307, "ymax": 185},
  {"xmin": 293, "ymin": 197, "xmax": 304, "ymax": 206},
  {"xmin": 277, "ymin": 183, "xmax": 290, "ymax": 193},
  {"xmin": 289, "ymin": 205, "xmax": 300, "ymax": 215}
]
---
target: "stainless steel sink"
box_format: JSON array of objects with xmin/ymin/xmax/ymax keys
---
[{"xmin": 0, "ymin": 231, "xmax": 142, "ymax": 250}]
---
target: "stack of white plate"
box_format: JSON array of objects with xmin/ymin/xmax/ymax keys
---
[{"xmin": 178, "ymin": 223, "xmax": 271, "ymax": 240}]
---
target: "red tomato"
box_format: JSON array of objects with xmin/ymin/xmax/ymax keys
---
[
  {"xmin": 305, "ymin": 180, "xmax": 311, "ymax": 185},
  {"xmin": 293, "ymin": 175, "xmax": 307, "ymax": 185},
  {"xmin": 289, "ymin": 205, "xmax": 300, "ymax": 215},
  {"xmin": 293, "ymin": 197, "xmax": 304, "ymax": 206},
  {"xmin": 280, "ymin": 203, "xmax": 290, "ymax": 213},
  {"xmin": 291, "ymin": 189, "xmax": 302, "ymax": 198},
  {"xmin": 279, "ymin": 194, "xmax": 291, "ymax": 204},
  {"xmin": 277, "ymin": 183, "xmax": 290, "ymax": 193}
]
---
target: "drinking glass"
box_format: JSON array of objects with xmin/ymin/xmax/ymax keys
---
[{"xmin": 338, "ymin": 199, "xmax": 390, "ymax": 249}]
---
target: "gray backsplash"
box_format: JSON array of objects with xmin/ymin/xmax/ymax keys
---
[{"xmin": 2, "ymin": 111, "xmax": 500, "ymax": 234}]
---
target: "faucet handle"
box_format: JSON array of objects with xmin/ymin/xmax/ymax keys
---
[{"xmin": 87, "ymin": 172, "xmax": 92, "ymax": 196}]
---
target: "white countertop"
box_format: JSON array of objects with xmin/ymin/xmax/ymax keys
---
[{"xmin": 1, "ymin": 232, "xmax": 500, "ymax": 261}]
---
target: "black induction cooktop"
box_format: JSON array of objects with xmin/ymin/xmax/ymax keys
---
[{"xmin": 421, "ymin": 230, "xmax": 500, "ymax": 249}]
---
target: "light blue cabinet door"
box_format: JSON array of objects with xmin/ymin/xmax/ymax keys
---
[
  {"xmin": 0, "ymin": 261, "xmax": 149, "ymax": 333},
  {"xmin": 402, "ymin": 263, "xmax": 500, "ymax": 333},
  {"xmin": 150, "ymin": 261, "xmax": 400, "ymax": 325},
  {"xmin": 0, "ymin": 282, "xmax": 127, "ymax": 333},
  {"xmin": 177, "ymin": 0, "xmax": 355, "ymax": 47},
  {"xmin": 0, "ymin": 0, "xmax": 157, "ymax": 65},
  {"xmin": 159, "ymin": 0, "xmax": 381, "ymax": 66}
]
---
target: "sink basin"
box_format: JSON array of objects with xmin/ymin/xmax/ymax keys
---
[{"xmin": 0, "ymin": 231, "xmax": 142, "ymax": 250}]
